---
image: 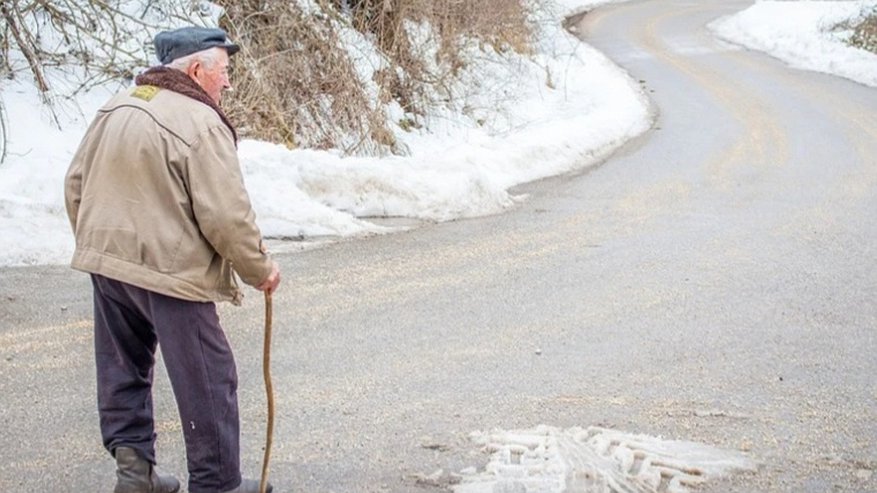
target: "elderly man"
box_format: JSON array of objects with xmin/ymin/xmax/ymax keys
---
[{"xmin": 65, "ymin": 27, "xmax": 279, "ymax": 493}]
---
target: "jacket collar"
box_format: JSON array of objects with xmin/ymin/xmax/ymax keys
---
[{"xmin": 135, "ymin": 66, "xmax": 238, "ymax": 144}]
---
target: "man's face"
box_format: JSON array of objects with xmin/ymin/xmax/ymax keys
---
[{"xmin": 191, "ymin": 49, "xmax": 231, "ymax": 104}]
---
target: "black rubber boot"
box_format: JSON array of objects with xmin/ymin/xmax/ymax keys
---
[
  {"xmin": 221, "ymin": 478, "xmax": 273, "ymax": 493},
  {"xmin": 113, "ymin": 447, "xmax": 181, "ymax": 493}
]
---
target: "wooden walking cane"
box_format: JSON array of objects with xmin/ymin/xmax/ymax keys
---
[{"xmin": 260, "ymin": 290, "xmax": 275, "ymax": 493}]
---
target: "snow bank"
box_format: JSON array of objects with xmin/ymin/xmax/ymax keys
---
[
  {"xmin": 0, "ymin": 79, "xmax": 122, "ymax": 266},
  {"xmin": 710, "ymin": 1, "xmax": 877, "ymax": 88}
]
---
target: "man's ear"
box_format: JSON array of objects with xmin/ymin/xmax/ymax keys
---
[{"xmin": 186, "ymin": 61, "xmax": 201, "ymax": 80}]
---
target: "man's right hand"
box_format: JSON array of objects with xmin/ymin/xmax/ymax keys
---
[{"xmin": 257, "ymin": 262, "xmax": 281, "ymax": 294}]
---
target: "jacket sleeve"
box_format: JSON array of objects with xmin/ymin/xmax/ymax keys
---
[
  {"xmin": 186, "ymin": 125, "xmax": 273, "ymax": 287},
  {"xmin": 64, "ymin": 143, "xmax": 86, "ymax": 233}
]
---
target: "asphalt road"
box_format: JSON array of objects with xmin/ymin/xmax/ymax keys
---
[{"xmin": 1, "ymin": 0, "xmax": 875, "ymax": 492}]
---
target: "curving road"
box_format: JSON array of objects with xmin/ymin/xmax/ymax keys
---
[{"xmin": 1, "ymin": 1, "xmax": 875, "ymax": 492}]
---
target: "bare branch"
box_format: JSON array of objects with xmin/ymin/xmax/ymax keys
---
[
  {"xmin": 2, "ymin": 1, "xmax": 51, "ymax": 96},
  {"xmin": 0, "ymin": 96, "xmax": 8, "ymax": 166}
]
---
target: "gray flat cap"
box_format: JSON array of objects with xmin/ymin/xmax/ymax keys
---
[{"xmin": 154, "ymin": 27, "xmax": 240, "ymax": 64}]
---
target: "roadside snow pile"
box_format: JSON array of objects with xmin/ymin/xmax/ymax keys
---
[
  {"xmin": 238, "ymin": 0, "xmax": 651, "ymax": 241},
  {"xmin": 454, "ymin": 426, "xmax": 756, "ymax": 493},
  {"xmin": 0, "ymin": 0, "xmax": 650, "ymax": 266},
  {"xmin": 710, "ymin": 1, "xmax": 877, "ymax": 88}
]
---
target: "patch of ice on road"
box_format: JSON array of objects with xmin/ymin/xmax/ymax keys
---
[{"xmin": 454, "ymin": 425, "xmax": 756, "ymax": 493}]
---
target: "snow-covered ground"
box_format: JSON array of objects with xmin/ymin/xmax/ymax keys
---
[
  {"xmin": 710, "ymin": 1, "xmax": 877, "ymax": 88},
  {"xmin": 1, "ymin": 0, "xmax": 875, "ymax": 267}
]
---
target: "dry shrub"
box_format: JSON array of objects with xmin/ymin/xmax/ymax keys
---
[
  {"xmin": 216, "ymin": 1, "xmax": 396, "ymax": 154},
  {"xmin": 850, "ymin": 7, "xmax": 877, "ymax": 54},
  {"xmin": 215, "ymin": 0, "xmax": 533, "ymax": 155}
]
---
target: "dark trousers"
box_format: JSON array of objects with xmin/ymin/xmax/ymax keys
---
[{"xmin": 91, "ymin": 274, "xmax": 242, "ymax": 493}]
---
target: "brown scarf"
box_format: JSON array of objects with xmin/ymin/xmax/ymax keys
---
[{"xmin": 135, "ymin": 66, "xmax": 238, "ymax": 144}]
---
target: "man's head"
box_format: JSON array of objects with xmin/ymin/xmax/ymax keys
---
[{"xmin": 153, "ymin": 27, "xmax": 239, "ymax": 104}]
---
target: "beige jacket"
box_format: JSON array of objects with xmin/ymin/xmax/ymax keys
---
[{"xmin": 65, "ymin": 85, "xmax": 272, "ymax": 305}]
